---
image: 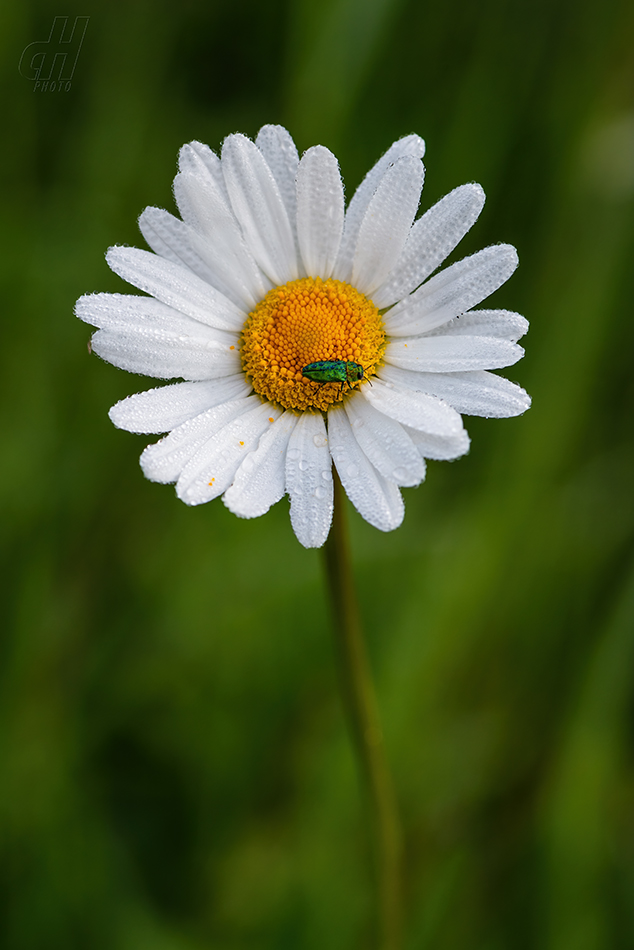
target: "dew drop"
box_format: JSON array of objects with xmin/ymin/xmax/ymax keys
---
[
  {"xmin": 352, "ymin": 418, "xmax": 363, "ymax": 429},
  {"xmin": 347, "ymin": 464, "xmax": 359, "ymax": 478},
  {"xmin": 321, "ymin": 470, "xmax": 331, "ymax": 481},
  {"xmin": 241, "ymin": 456, "xmax": 255, "ymax": 473},
  {"xmin": 287, "ymin": 447, "xmax": 300, "ymax": 461},
  {"xmin": 315, "ymin": 486, "xmax": 324, "ymax": 499},
  {"xmin": 299, "ymin": 459, "xmax": 309, "ymax": 471},
  {"xmin": 313, "ymin": 433, "xmax": 327, "ymax": 448},
  {"xmin": 392, "ymin": 466, "xmax": 407, "ymax": 482}
]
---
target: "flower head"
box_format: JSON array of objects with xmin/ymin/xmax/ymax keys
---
[{"xmin": 76, "ymin": 126, "xmax": 530, "ymax": 547}]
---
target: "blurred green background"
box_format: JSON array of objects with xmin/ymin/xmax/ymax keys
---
[{"xmin": 2, "ymin": 0, "xmax": 634, "ymax": 947}]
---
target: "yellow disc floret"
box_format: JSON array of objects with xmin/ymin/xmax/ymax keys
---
[{"xmin": 240, "ymin": 277, "xmax": 385, "ymax": 411}]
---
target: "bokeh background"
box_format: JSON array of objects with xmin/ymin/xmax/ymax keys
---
[{"xmin": 2, "ymin": 0, "xmax": 634, "ymax": 947}]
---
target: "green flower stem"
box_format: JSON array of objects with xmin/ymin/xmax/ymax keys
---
[{"xmin": 322, "ymin": 469, "xmax": 403, "ymax": 950}]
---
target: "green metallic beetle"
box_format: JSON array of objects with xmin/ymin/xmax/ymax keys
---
[{"xmin": 302, "ymin": 359, "xmax": 368, "ymax": 394}]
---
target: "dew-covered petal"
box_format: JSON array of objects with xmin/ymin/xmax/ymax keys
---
[
  {"xmin": 173, "ymin": 171, "xmax": 270, "ymax": 310},
  {"xmin": 76, "ymin": 292, "xmax": 233, "ymax": 340},
  {"xmin": 140, "ymin": 397, "xmax": 255, "ymax": 483},
  {"xmin": 223, "ymin": 411, "xmax": 298, "ymax": 518},
  {"xmin": 385, "ymin": 335, "xmax": 524, "ymax": 372},
  {"xmin": 90, "ymin": 329, "xmax": 239, "ymax": 381},
  {"xmin": 109, "ymin": 375, "xmax": 252, "ymax": 434},
  {"xmin": 256, "ymin": 125, "xmax": 303, "ymax": 276},
  {"xmin": 296, "ymin": 145, "xmax": 345, "ymax": 279},
  {"xmin": 285, "ymin": 412, "xmax": 333, "ymax": 549},
  {"xmin": 365, "ymin": 377, "xmax": 464, "ymax": 437},
  {"xmin": 256, "ymin": 125, "xmax": 300, "ymax": 236},
  {"xmin": 221, "ymin": 133, "xmax": 298, "ymax": 285},
  {"xmin": 344, "ymin": 391, "xmax": 425, "ymax": 487},
  {"xmin": 138, "ymin": 207, "xmax": 226, "ymax": 290},
  {"xmin": 426, "ymin": 309, "xmax": 529, "ymax": 342},
  {"xmin": 351, "ymin": 156, "xmax": 425, "ymax": 295},
  {"xmin": 384, "ymin": 245, "xmax": 518, "ymax": 338},
  {"xmin": 334, "ymin": 134, "xmax": 426, "ymax": 283},
  {"xmin": 402, "ymin": 423, "xmax": 471, "ymax": 460},
  {"xmin": 327, "ymin": 404, "xmax": 404, "ymax": 532},
  {"xmin": 106, "ymin": 246, "xmax": 245, "ymax": 332},
  {"xmin": 373, "ymin": 183, "xmax": 486, "ymax": 308},
  {"xmin": 82, "ymin": 295, "xmax": 240, "ymax": 380},
  {"xmin": 177, "ymin": 401, "xmax": 282, "ymax": 506},
  {"xmin": 178, "ymin": 141, "xmax": 229, "ymax": 202},
  {"xmin": 422, "ymin": 370, "xmax": 531, "ymax": 418},
  {"xmin": 378, "ymin": 363, "xmax": 531, "ymax": 418}
]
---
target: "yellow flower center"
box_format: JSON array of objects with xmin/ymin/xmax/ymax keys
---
[{"xmin": 240, "ymin": 277, "xmax": 385, "ymax": 411}]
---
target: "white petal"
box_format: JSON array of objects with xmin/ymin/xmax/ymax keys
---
[
  {"xmin": 138, "ymin": 207, "xmax": 227, "ymax": 291},
  {"xmin": 285, "ymin": 412, "xmax": 333, "ymax": 549},
  {"xmin": 140, "ymin": 397, "xmax": 255, "ymax": 483},
  {"xmin": 176, "ymin": 401, "xmax": 282, "ymax": 506},
  {"xmin": 178, "ymin": 141, "xmax": 229, "ymax": 203},
  {"xmin": 373, "ymin": 183, "xmax": 486, "ymax": 308},
  {"xmin": 221, "ymin": 133, "xmax": 298, "ymax": 285},
  {"xmin": 378, "ymin": 363, "xmax": 531, "ymax": 418},
  {"xmin": 256, "ymin": 125, "xmax": 300, "ymax": 235},
  {"xmin": 334, "ymin": 134, "xmax": 426, "ymax": 283},
  {"xmin": 351, "ymin": 155, "xmax": 425, "ymax": 295},
  {"xmin": 384, "ymin": 244, "xmax": 519, "ymax": 337},
  {"xmin": 109, "ymin": 375, "xmax": 252, "ymax": 433},
  {"xmin": 403, "ymin": 424, "xmax": 470, "ymax": 460},
  {"xmin": 76, "ymin": 292, "xmax": 233, "ymax": 340},
  {"xmin": 385, "ymin": 335, "xmax": 524, "ymax": 372},
  {"xmin": 327, "ymin": 405, "xmax": 404, "ymax": 532},
  {"xmin": 296, "ymin": 146, "xmax": 345, "ymax": 278},
  {"xmin": 426, "ymin": 309, "xmax": 528, "ymax": 342},
  {"xmin": 345, "ymin": 391, "xmax": 425, "ymax": 486},
  {"xmin": 223, "ymin": 411, "xmax": 298, "ymax": 518},
  {"xmin": 106, "ymin": 246, "xmax": 245, "ymax": 332},
  {"xmin": 82, "ymin": 294, "xmax": 240, "ymax": 380},
  {"xmin": 173, "ymin": 171, "xmax": 270, "ymax": 310},
  {"xmin": 91, "ymin": 329, "xmax": 239, "ymax": 381},
  {"xmin": 365, "ymin": 377, "xmax": 464, "ymax": 436},
  {"xmin": 174, "ymin": 157, "xmax": 228, "ymax": 224}
]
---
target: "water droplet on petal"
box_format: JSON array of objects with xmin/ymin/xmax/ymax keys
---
[
  {"xmin": 313, "ymin": 433, "xmax": 328, "ymax": 448},
  {"xmin": 321, "ymin": 470, "xmax": 331, "ymax": 481},
  {"xmin": 347, "ymin": 464, "xmax": 359, "ymax": 478},
  {"xmin": 352, "ymin": 418, "xmax": 363, "ymax": 429},
  {"xmin": 315, "ymin": 486, "xmax": 324, "ymax": 499},
  {"xmin": 299, "ymin": 459, "xmax": 308, "ymax": 471},
  {"xmin": 393, "ymin": 466, "xmax": 407, "ymax": 481},
  {"xmin": 287, "ymin": 447, "xmax": 300, "ymax": 461}
]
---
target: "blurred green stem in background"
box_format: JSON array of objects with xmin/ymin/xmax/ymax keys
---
[{"xmin": 323, "ymin": 470, "xmax": 403, "ymax": 950}]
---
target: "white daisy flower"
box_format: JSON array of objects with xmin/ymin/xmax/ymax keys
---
[{"xmin": 76, "ymin": 126, "xmax": 530, "ymax": 548}]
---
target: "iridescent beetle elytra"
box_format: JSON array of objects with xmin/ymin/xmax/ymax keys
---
[{"xmin": 301, "ymin": 359, "xmax": 370, "ymax": 395}]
